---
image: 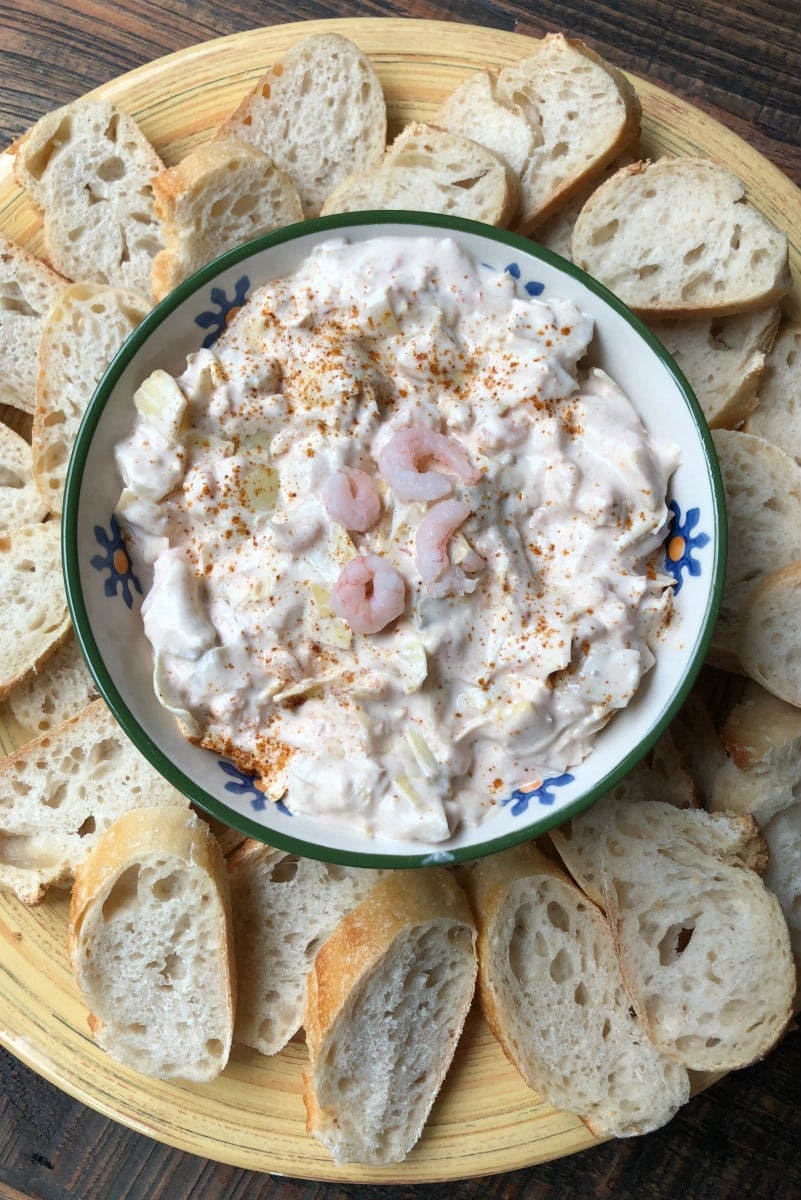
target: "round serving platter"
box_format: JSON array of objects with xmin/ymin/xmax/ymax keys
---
[{"xmin": 0, "ymin": 16, "xmax": 799, "ymax": 1183}]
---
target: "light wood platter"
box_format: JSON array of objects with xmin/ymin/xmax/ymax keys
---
[{"xmin": 0, "ymin": 16, "xmax": 799, "ymax": 1184}]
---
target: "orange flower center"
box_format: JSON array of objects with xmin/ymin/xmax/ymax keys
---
[
  {"xmin": 113, "ymin": 548, "xmax": 129, "ymax": 574},
  {"xmin": 667, "ymin": 536, "xmax": 686, "ymax": 562}
]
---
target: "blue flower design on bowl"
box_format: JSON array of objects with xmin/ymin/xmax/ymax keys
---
[
  {"xmin": 90, "ymin": 514, "xmax": 142, "ymax": 609},
  {"xmin": 503, "ymin": 260, "xmax": 545, "ymax": 296},
  {"xmin": 664, "ymin": 501, "xmax": 710, "ymax": 594},
  {"xmin": 218, "ymin": 758, "xmax": 292, "ymax": 816},
  {"xmin": 195, "ymin": 275, "xmax": 251, "ymax": 348},
  {"xmin": 502, "ymin": 773, "xmax": 575, "ymax": 817}
]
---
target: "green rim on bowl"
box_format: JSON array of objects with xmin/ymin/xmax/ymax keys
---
[{"xmin": 62, "ymin": 211, "xmax": 727, "ymax": 868}]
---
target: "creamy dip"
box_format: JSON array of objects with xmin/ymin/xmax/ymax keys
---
[{"xmin": 115, "ymin": 236, "xmax": 678, "ymax": 842}]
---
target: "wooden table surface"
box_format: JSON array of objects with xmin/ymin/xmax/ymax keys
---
[{"xmin": 1, "ymin": 2, "xmax": 800, "ymax": 1198}]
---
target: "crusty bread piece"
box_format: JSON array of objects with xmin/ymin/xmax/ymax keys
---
[
  {"xmin": 648, "ymin": 308, "xmax": 780, "ymax": 429},
  {"xmin": 435, "ymin": 35, "xmax": 641, "ymax": 233},
  {"xmin": 463, "ymin": 843, "xmax": 689, "ymax": 1137},
  {"xmin": 551, "ymin": 797, "xmax": 794, "ymax": 1069},
  {"xmin": 668, "ymin": 690, "xmax": 728, "ymax": 809},
  {"xmin": 763, "ymin": 804, "xmax": 801, "ymax": 1008},
  {"xmin": 13, "ymin": 100, "xmax": 164, "ymax": 295},
  {"xmin": 5, "ymin": 633, "xmax": 98, "ymax": 737},
  {"xmin": 304, "ymin": 869, "xmax": 476, "ymax": 1165},
  {"xmin": 228, "ymin": 840, "xmax": 382, "ymax": 1055},
  {"xmin": 711, "ymin": 679, "xmax": 801, "ymax": 823},
  {"xmin": 572, "ymin": 158, "xmax": 791, "ymax": 317},
  {"xmin": 708, "ymin": 430, "xmax": 801, "ymax": 669},
  {"xmin": 0, "ymin": 421, "xmax": 49, "ymax": 530},
  {"xmin": 0, "ymin": 522, "xmax": 71, "ymax": 701},
  {"xmin": 0, "ymin": 232, "xmax": 65, "ymax": 415},
  {"xmin": 746, "ymin": 323, "xmax": 801, "ymax": 461},
  {"xmin": 151, "ymin": 137, "xmax": 303, "ymax": 301},
  {"xmin": 534, "ymin": 151, "xmax": 637, "ymax": 261},
  {"xmin": 0, "ymin": 699, "xmax": 189, "ymax": 904},
  {"xmin": 198, "ymin": 811, "xmax": 247, "ymax": 855},
  {"xmin": 218, "ymin": 33, "xmax": 386, "ymax": 217},
  {"xmin": 321, "ymin": 122, "xmax": 517, "ymax": 226},
  {"xmin": 69, "ymin": 806, "xmax": 234, "ymax": 1082},
  {"xmin": 33, "ymin": 281, "xmax": 148, "ymax": 511},
  {"xmin": 738, "ymin": 562, "xmax": 801, "ymax": 706}
]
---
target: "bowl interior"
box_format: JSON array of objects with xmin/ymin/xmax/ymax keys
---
[{"xmin": 62, "ymin": 212, "xmax": 725, "ymax": 867}]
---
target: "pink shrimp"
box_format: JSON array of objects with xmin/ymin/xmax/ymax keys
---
[
  {"xmin": 320, "ymin": 467, "xmax": 381, "ymax": 532},
  {"xmin": 377, "ymin": 426, "xmax": 480, "ymax": 502},
  {"xmin": 416, "ymin": 499, "xmax": 473, "ymax": 583},
  {"xmin": 330, "ymin": 554, "xmax": 406, "ymax": 635}
]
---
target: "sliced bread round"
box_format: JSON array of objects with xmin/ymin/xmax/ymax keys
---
[
  {"xmin": 13, "ymin": 100, "xmax": 165, "ymax": 296},
  {"xmin": 5, "ymin": 633, "xmax": 99, "ymax": 737},
  {"xmin": 463, "ymin": 843, "xmax": 690, "ymax": 1138},
  {"xmin": 0, "ymin": 521, "xmax": 70, "ymax": 701},
  {"xmin": 321, "ymin": 122, "xmax": 517, "ymax": 226},
  {"xmin": 0, "ymin": 421, "xmax": 49, "ymax": 531},
  {"xmin": 218, "ymin": 33, "xmax": 387, "ymax": 217},
  {"xmin": 1, "ymin": 232, "xmax": 66, "ymax": 415},
  {"xmin": 738, "ymin": 561, "xmax": 801, "ymax": 707},
  {"xmin": 711, "ymin": 680, "xmax": 801, "ymax": 823},
  {"xmin": 69, "ymin": 806, "xmax": 235, "ymax": 1082},
  {"xmin": 572, "ymin": 158, "xmax": 791, "ymax": 317},
  {"xmin": 151, "ymin": 137, "xmax": 303, "ymax": 301},
  {"xmin": 304, "ymin": 868, "xmax": 476, "ymax": 1165},
  {"xmin": 745, "ymin": 323, "xmax": 801, "ymax": 461}
]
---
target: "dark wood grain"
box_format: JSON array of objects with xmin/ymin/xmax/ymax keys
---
[{"xmin": 2, "ymin": 2, "xmax": 801, "ymax": 1198}]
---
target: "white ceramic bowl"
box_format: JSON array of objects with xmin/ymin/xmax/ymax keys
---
[{"xmin": 62, "ymin": 213, "xmax": 725, "ymax": 868}]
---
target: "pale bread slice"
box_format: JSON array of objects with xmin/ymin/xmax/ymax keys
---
[
  {"xmin": 711, "ymin": 679, "xmax": 801, "ymax": 824},
  {"xmin": 435, "ymin": 34, "xmax": 641, "ymax": 232},
  {"xmin": 0, "ymin": 521, "xmax": 71, "ymax": 701},
  {"xmin": 320, "ymin": 122, "xmax": 517, "ymax": 226},
  {"xmin": 648, "ymin": 308, "xmax": 780, "ymax": 429},
  {"xmin": 1, "ymin": 231, "xmax": 65, "ymax": 415},
  {"xmin": 745, "ymin": 323, "xmax": 801, "ymax": 460},
  {"xmin": 0, "ymin": 421, "xmax": 49, "ymax": 530},
  {"xmin": 33, "ymin": 281, "xmax": 148, "ymax": 511},
  {"xmin": 69, "ymin": 806, "xmax": 235, "ymax": 1082},
  {"xmin": 304, "ymin": 869, "xmax": 476, "ymax": 1165},
  {"xmin": 708, "ymin": 430, "xmax": 801, "ymax": 670},
  {"xmin": 13, "ymin": 100, "xmax": 164, "ymax": 295},
  {"xmin": 763, "ymin": 803, "xmax": 801, "ymax": 1008},
  {"xmin": 5, "ymin": 633, "xmax": 98, "ymax": 737},
  {"xmin": 227, "ymin": 839, "xmax": 383, "ymax": 1055},
  {"xmin": 463, "ymin": 843, "xmax": 690, "ymax": 1138},
  {"xmin": 151, "ymin": 137, "xmax": 303, "ymax": 301},
  {"xmin": 534, "ymin": 151, "xmax": 637, "ymax": 261},
  {"xmin": 218, "ymin": 33, "xmax": 386, "ymax": 217},
  {"xmin": 572, "ymin": 158, "xmax": 791, "ymax": 317},
  {"xmin": 198, "ymin": 811, "xmax": 247, "ymax": 855},
  {"xmin": 738, "ymin": 562, "xmax": 801, "ymax": 707},
  {"xmin": 0, "ymin": 699, "xmax": 189, "ymax": 904},
  {"xmin": 551, "ymin": 797, "xmax": 793, "ymax": 1070}
]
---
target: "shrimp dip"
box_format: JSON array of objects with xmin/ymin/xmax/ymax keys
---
[{"xmin": 115, "ymin": 236, "xmax": 679, "ymax": 843}]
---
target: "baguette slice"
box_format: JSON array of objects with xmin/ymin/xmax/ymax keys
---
[
  {"xmin": 5, "ymin": 633, "xmax": 99, "ymax": 737},
  {"xmin": 69, "ymin": 806, "xmax": 235, "ymax": 1082},
  {"xmin": 13, "ymin": 100, "xmax": 164, "ymax": 295},
  {"xmin": 321, "ymin": 123, "xmax": 517, "ymax": 226},
  {"xmin": 435, "ymin": 35, "xmax": 641, "ymax": 232},
  {"xmin": 218, "ymin": 33, "xmax": 386, "ymax": 217},
  {"xmin": 551, "ymin": 797, "xmax": 794, "ymax": 1069},
  {"xmin": 0, "ymin": 699, "xmax": 189, "ymax": 904},
  {"xmin": 668, "ymin": 690, "xmax": 728, "ymax": 809},
  {"xmin": 648, "ymin": 308, "xmax": 779, "ymax": 429},
  {"xmin": 738, "ymin": 561, "xmax": 801, "ymax": 706},
  {"xmin": 228, "ymin": 840, "xmax": 383, "ymax": 1055},
  {"xmin": 534, "ymin": 151, "xmax": 637, "ymax": 261},
  {"xmin": 572, "ymin": 158, "xmax": 791, "ymax": 317},
  {"xmin": 1, "ymin": 232, "xmax": 66, "ymax": 414},
  {"xmin": 33, "ymin": 281, "xmax": 148, "ymax": 511},
  {"xmin": 746, "ymin": 324, "xmax": 801, "ymax": 462},
  {"xmin": 763, "ymin": 803, "xmax": 801, "ymax": 1006},
  {"xmin": 463, "ymin": 844, "xmax": 690, "ymax": 1137},
  {"xmin": 0, "ymin": 521, "xmax": 71, "ymax": 701},
  {"xmin": 304, "ymin": 869, "xmax": 476, "ymax": 1165},
  {"xmin": 708, "ymin": 430, "xmax": 801, "ymax": 669},
  {"xmin": 0, "ymin": 421, "xmax": 49, "ymax": 530},
  {"xmin": 151, "ymin": 138, "xmax": 303, "ymax": 301},
  {"xmin": 711, "ymin": 680, "xmax": 801, "ymax": 823}
]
